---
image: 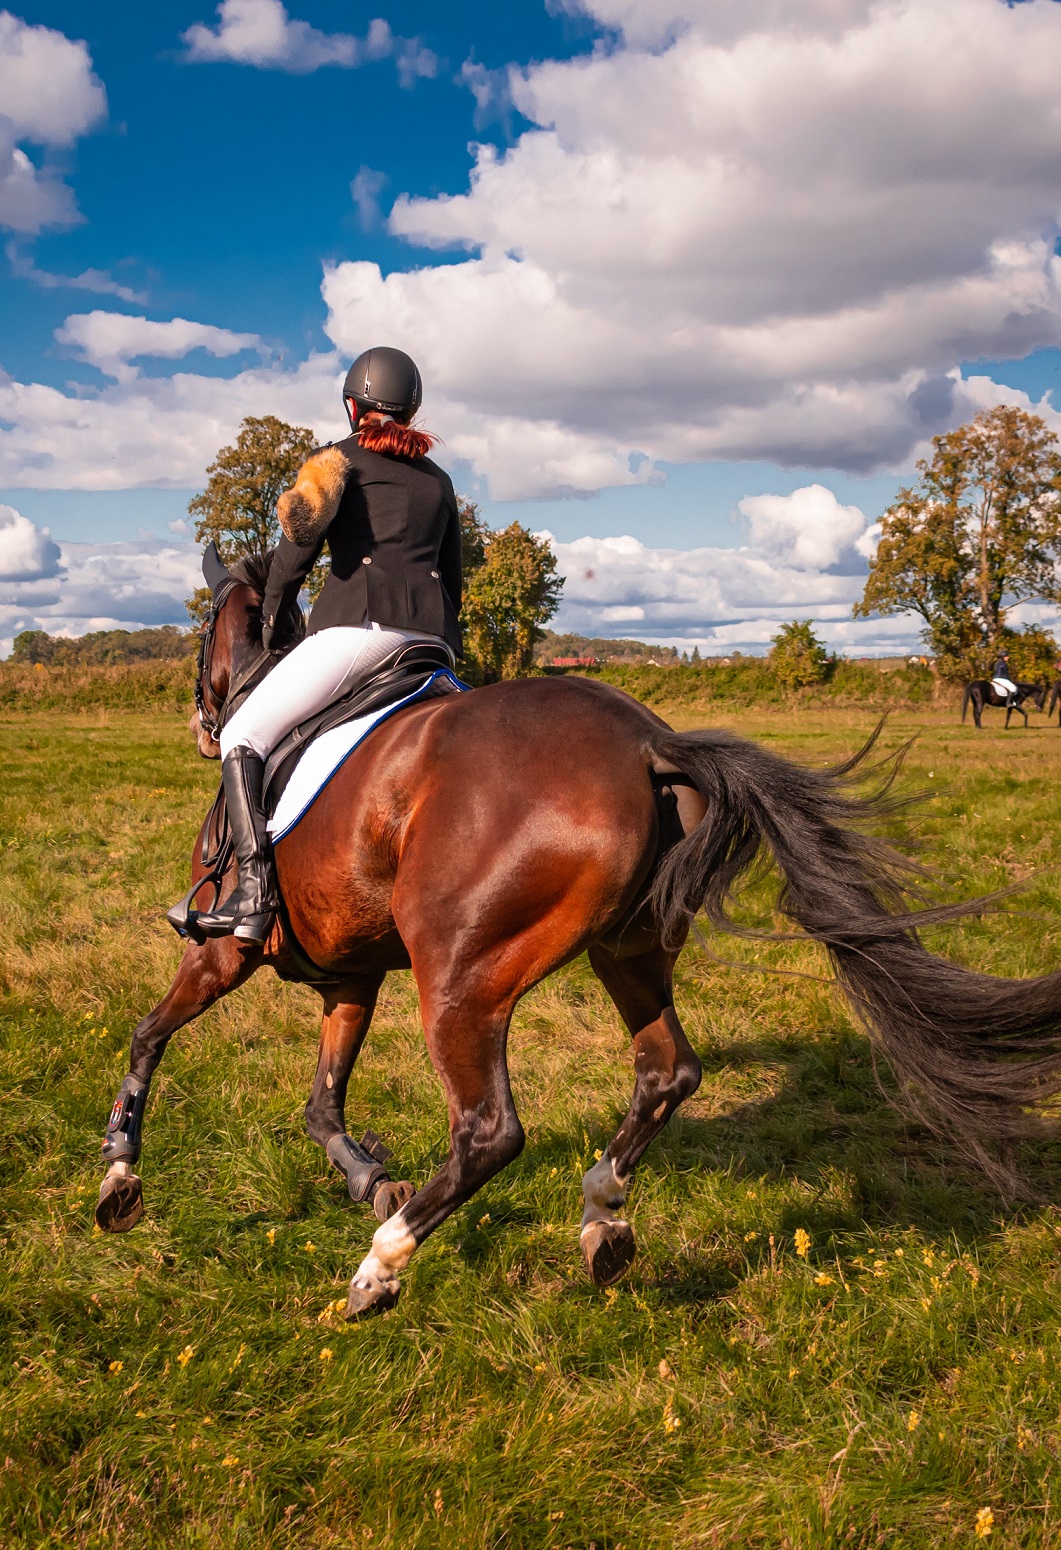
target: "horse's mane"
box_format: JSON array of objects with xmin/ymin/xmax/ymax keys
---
[{"xmin": 229, "ymin": 550, "xmax": 306, "ymax": 648}]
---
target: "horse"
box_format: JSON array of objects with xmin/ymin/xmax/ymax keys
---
[
  {"xmin": 95, "ymin": 552, "xmax": 1061, "ymax": 1319},
  {"xmin": 1048, "ymin": 681, "xmax": 1061, "ymax": 726},
  {"xmin": 961, "ymin": 679, "xmax": 1046, "ymax": 729}
]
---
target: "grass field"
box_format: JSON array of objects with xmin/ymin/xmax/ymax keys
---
[{"xmin": 2, "ymin": 701, "xmax": 1061, "ymax": 1548}]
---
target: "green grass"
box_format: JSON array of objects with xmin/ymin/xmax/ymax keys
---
[{"xmin": 3, "ymin": 704, "xmax": 1061, "ymax": 1547}]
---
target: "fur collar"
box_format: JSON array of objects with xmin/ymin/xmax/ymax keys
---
[{"xmin": 276, "ymin": 445, "xmax": 354, "ymax": 546}]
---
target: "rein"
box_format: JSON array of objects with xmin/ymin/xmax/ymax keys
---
[{"xmin": 195, "ymin": 578, "xmax": 279, "ymax": 745}]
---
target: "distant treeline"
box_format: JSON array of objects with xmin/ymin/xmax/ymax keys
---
[
  {"xmin": 535, "ymin": 630, "xmax": 681, "ymax": 666},
  {"xmin": 0, "ymin": 651, "xmax": 942, "ymax": 715},
  {"xmin": 10, "ymin": 626, "xmax": 197, "ymax": 667}
]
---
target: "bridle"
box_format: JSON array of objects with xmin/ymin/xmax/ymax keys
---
[{"xmin": 194, "ymin": 578, "xmax": 281, "ymax": 747}]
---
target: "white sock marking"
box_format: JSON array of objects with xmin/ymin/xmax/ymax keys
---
[
  {"xmin": 580, "ymin": 1151, "xmax": 629, "ymax": 1237},
  {"xmin": 350, "ymin": 1208, "xmax": 417, "ymax": 1295}
]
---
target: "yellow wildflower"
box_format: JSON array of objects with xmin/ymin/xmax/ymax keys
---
[
  {"xmin": 222, "ymin": 1455, "xmax": 239, "ymax": 1468},
  {"xmin": 894, "ymin": 1248, "xmax": 904, "ymax": 1257},
  {"xmin": 176, "ymin": 1345, "xmax": 194, "ymax": 1369},
  {"xmin": 319, "ymin": 1348, "xmax": 333, "ymax": 1362},
  {"xmin": 593, "ymin": 1149, "xmax": 602, "ymax": 1161},
  {"xmin": 303, "ymin": 1241, "xmax": 316, "ymax": 1254},
  {"xmin": 266, "ymin": 1228, "xmax": 276, "ymax": 1245},
  {"xmin": 907, "ymin": 1410, "xmax": 920, "ymax": 1432},
  {"xmin": 974, "ymin": 1506, "xmax": 994, "ymax": 1538},
  {"xmin": 433, "ymin": 1488, "xmax": 444, "ymax": 1516},
  {"xmin": 662, "ymin": 1397, "xmax": 681, "ymax": 1434},
  {"xmin": 476, "ymin": 1213, "xmax": 491, "ymax": 1228},
  {"xmin": 108, "ymin": 1359, "xmax": 123, "ymax": 1374},
  {"xmin": 921, "ymin": 1297, "xmax": 932, "ymax": 1311},
  {"xmin": 922, "ymin": 1249, "xmax": 935, "ymax": 1267},
  {"xmin": 744, "ymin": 1231, "xmax": 758, "ymax": 1242},
  {"xmin": 872, "ymin": 1260, "xmax": 888, "ymax": 1278},
  {"xmin": 228, "ymin": 1343, "xmax": 246, "ymax": 1374},
  {"xmin": 814, "ymin": 1273, "xmax": 834, "ymax": 1287},
  {"xmin": 794, "ymin": 1228, "xmax": 811, "ymax": 1259}
]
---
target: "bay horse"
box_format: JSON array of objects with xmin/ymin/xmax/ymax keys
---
[
  {"xmin": 962, "ymin": 679, "xmax": 1046, "ymax": 729},
  {"xmin": 96, "ymin": 554, "xmax": 1061, "ymax": 1318}
]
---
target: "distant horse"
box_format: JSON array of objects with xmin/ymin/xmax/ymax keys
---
[
  {"xmin": 95, "ymin": 553, "xmax": 1061, "ymax": 1319},
  {"xmin": 961, "ymin": 680, "xmax": 1046, "ymax": 729},
  {"xmin": 1048, "ymin": 681, "xmax": 1061, "ymax": 726}
]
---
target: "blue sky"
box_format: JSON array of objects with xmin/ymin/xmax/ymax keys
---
[{"xmin": 2, "ymin": 0, "xmax": 1061, "ymax": 653}]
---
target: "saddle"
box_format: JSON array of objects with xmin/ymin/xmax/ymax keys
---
[
  {"xmin": 261, "ymin": 639, "xmax": 458, "ymax": 814},
  {"xmin": 170, "ymin": 639, "xmax": 463, "ymax": 975}
]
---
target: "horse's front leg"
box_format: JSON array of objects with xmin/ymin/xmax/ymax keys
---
[
  {"xmin": 305, "ymin": 975, "xmax": 415, "ymax": 1222},
  {"xmin": 344, "ymin": 977, "xmax": 524, "ymax": 1319},
  {"xmin": 96, "ymin": 937, "xmax": 260, "ymax": 1232}
]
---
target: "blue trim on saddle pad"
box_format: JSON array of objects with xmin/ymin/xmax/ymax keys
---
[{"xmin": 268, "ymin": 668, "xmax": 470, "ymax": 844}]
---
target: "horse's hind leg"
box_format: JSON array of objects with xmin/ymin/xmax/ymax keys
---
[
  {"xmin": 581, "ymin": 941, "xmax": 702, "ymax": 1287},
  {"xmin": 96, "ymin": 937, "xmax": 259, "ymax": 1232},
  {"xmin": 344, "ymin": 982, "xmax": 524, "ymax": 1319},
  {"xmin": 304, "ymin": 975, "xmax": 415, "ymax": 1222}
]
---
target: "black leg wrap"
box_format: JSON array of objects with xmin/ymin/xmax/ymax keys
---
[
  {"xmin": 102, "ymin": 1074, "xmax": 148, "ymax": 1164},
  {"xmin": 326, "ymin": 1132, "xmax": 389, "ymax": 1204}
]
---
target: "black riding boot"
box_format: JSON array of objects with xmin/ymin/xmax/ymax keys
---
[{"xmin": 195, "ymin": 747, "xmax": 278, "ymax": 945}]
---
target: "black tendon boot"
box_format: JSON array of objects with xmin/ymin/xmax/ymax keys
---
[{"xmin": 195, "ymin": 746, "xmax": 278, "ymax": 945}]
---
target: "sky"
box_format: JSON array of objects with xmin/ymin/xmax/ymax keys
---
[{"xmin": 3, "ymin": 0, "xmax": 1061, "ymax": 655}]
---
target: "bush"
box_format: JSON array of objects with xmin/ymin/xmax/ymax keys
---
[
  {"xmin": 767, "ymin": 620, "xmax": 830, "ymax": 692},
  {"xmin": 0, "ymin": 658, "xmax": 197, "ymax": 712}
]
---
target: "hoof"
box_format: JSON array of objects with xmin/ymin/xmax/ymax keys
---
[
  {"xmin": 373, "ymin": 1180, "xmax": 415, "ymax": 1223},
  {"xmin": 581, "ymin": 1219, "xmax": 635, "ymax": 1288},
  {"xmin": 343, "ymin": 1278, "xmax": 401, "ymax": 1321},
  {"xmin": 95, "ymin": 1171, "xmax": 144, "ymax": 1234}
]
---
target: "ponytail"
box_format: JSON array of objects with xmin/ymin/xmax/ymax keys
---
[{"xmin": 356, "ymin": 411, "xmax": 437, "ymax": 461}]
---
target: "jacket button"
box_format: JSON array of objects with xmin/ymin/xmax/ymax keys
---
[
  {"xmin": 430, "ymin": 569, "xmax": 439, "ymax": 579},
  {"xmin": 362, "ymin": 556, "xmax": 372, "ymax": 565}
]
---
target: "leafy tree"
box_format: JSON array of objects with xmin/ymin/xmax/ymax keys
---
[
  {"xmin": 459, "ymin": 497, "xmax": 490, "ymax": 576},
  {"xmin": 854, "ymin": 407, "xmax": 1061, "ymax": 678},
  {"xmin": 186, "ymin": 415, "xmax": 316, "ymax": 622},
  {"xmin": 462, "ymin": 522, "xmax": 564, "ymax": 683},
  {"xmin": 768, "ymin": 619, "xmax": 830, "ymax": 691},
  {"xmin": 997, "ymin": 622, "xmax": 1058, "ymax": 684}
]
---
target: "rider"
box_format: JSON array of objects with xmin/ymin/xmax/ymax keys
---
[
  {"xmin": 190, "ymin": 346, "xmax": 462, "ymax": 945},
  {"xmin": 992, "ymin": 649, "xmax": 1018, "ymax": 708}
]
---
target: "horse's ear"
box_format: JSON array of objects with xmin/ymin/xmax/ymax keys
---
[{"xmin": 202, "ymin": 541, "xmax": 232, "ymax": 595}]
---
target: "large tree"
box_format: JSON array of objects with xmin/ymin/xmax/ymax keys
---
[
  {"xmin": 854, "ymin": 407, "xmax": 1061, "ymax": 676},
  {"xmin": 461, "ymin": 520, "xmax": 564, "ymax": 683},
  {"xmin": 186, "ymin": 415, "xmax": 316, "ymax": 621}
]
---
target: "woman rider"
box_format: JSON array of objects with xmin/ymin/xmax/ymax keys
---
[
  {"xmin": 992, "ymin": 650, "xmax": 1018, "ymax": 708},
  {"xmin": 188, "ymin": 346, "xmax": 462, "ymax": 945}
]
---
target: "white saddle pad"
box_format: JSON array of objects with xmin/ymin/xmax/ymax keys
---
[
  {"xmin": 268, "ymin": 668, "xmax": 467, "ymax": 843},
  {"xmin": 991, "ymin": 678, "xmax": 1017, "ymax": 696}
]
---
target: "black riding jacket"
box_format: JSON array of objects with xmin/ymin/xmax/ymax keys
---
[
  {"xmin": 262, "ymin": 437, "xmax": 463, "ymax": 656},
  {"xmin": 993, "ymin": 658, "xmax": 1011, "ymax": 679}
]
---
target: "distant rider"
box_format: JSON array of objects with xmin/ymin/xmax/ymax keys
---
[
  {"xmin": 992, "ymin": 650, "xmax": 1018, "ymax": 709},
  {"xmin": 186, "ymin": 347, "xmax": 462, "ymax": 945}
]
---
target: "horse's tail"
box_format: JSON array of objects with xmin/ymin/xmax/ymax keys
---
[
  {"xmin": 961, "ymin": 683, "xmax": 972, "ymax": 722},
  {"xmin": 649, "ymin": 726, "xmax": 1061, "ymax": 1193}
]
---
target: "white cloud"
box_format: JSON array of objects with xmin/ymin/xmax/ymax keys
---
[
  {"xmin": 181, "ymin": 1, "xmax": 436, "ymax": 83},
  {"xmin": 0, "ymin": 352, "xmax": 341, "ymax": 489},
  {"xmin": 0, "ymin": 524, "xmax": 202, "ymax": 651},
  {"xmin": 54, "ymin": 311, "xmax": 263, "ymax": 382},
  {"xmin": 6, "ymin": 241, "xmax": 147, "ymax": 303},
  {"xmin": 304, "ymin": 0, "xmax": 1061, "ymax": 495},
  {"xmin": 737, "ymin": 485, "xmax": 866, "ymax": 571},
  {"xmin": 0, "ymin": 504, "xmax": 62, "ymax": 582},
  {"xmin": 0, "ymin": 11, "xmax": 106, "ymax": 233}
]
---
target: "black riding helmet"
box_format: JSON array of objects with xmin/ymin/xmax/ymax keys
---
[{"xmin": 343, "ymin": 347, "xmax": 422, "ymax": 430}]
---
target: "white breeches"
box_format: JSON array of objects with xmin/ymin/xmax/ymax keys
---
[
  {"xmin": 992, "ymin": 677, "xmax": 1018, "ymax": 696},
  {"xmin": 220, "ymin": 623, "xmax": 446, "ymax": 760}
]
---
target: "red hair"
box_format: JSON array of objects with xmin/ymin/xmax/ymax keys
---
[{"xmin": 356, "ymin": 410, "xmax": 437, "ymax": 461}]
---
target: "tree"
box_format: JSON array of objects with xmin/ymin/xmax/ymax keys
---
[
  {"xmin": 854, "ymin": 407, "xmax": 1061, "ymax": 678},
  {"xmin": 768, "ymin": 619, "xmax": 829, "ymax": 691},
  {"xmin": 186, "ymin": 415, "xmax": 316, "ymax": 622},
  {"xmin": 462, "ymin": 521, "xmax": 564, "ymax": 683}
]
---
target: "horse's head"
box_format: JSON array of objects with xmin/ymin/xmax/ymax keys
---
[{"xmin": 191, "ymin": 542, "xmax": 304, "ymax": 759}]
